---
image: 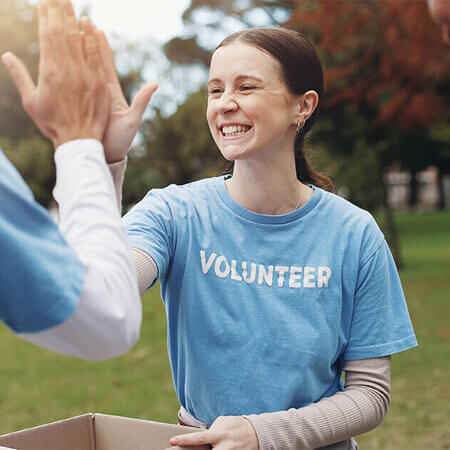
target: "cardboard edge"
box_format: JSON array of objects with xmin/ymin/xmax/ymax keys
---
[{"xmin": 0, "ymin": 413, "xmax": 95, "ymax": 450}]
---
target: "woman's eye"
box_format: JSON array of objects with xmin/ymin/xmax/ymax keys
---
[
  {"xmin": 240, "ymin": 85, "xmax": 255, "ymax": 91},
  {"xmin": 208, "ymin": 88, "xmax": 222, "ymax": 95}
]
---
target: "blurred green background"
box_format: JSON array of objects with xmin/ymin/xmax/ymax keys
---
[{"xmin": 1, "ymin": 0, "xmax": 449, "ymax": 448}]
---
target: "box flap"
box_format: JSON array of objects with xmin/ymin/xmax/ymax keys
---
[
  {"xmin": 94, "ymin": 413, "xmax": 209, "ymax": 450},
  {"xmin": 0, "ymin": 414, "xmax": 95, "ymax": 450}
]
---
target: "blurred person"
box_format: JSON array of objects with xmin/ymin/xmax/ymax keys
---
[
  {"xmin": 93, "ymin": 26, "xmax": 418, "ymax": 449},
  {"xmin": 0, "ymin": 0, "xmax": 157, "ymax": 360},
  {"xmin": 428, "ymin": 0, "xmax": 450, "ymax": 43}
]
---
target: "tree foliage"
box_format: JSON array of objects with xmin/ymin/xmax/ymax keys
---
[
  {"xmin": 182, "ymin": 0, "xmax": 294, "ymax": 29},
  {"xmin": 164, "ymin": 0, "xmax": 294, "ymax": 66},
  {"xmin": 291, "ymin": 0, "xmax": 449, "ymax": 130},
  {"xmin": 0, "ymin": 0, "xmax": 39, "ymax": 140},
  {"xmin": 289, "ymin": 0, "xmax": 450, "ymax": 210}
]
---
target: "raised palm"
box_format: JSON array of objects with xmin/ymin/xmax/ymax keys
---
[{"xmin": 97, "ymin": 30, "xmax": 158, "ymax": 163}]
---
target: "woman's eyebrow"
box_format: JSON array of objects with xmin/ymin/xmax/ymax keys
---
[{"xmin": 208, "ymin": 75, "xmax": 264, "ymax": 85}]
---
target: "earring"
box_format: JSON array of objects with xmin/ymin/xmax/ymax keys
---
[{"xmin": 296, "ymin": 118, "xmax": 306, "ymax": 135}]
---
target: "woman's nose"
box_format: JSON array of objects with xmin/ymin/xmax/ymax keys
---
[{"xmin": 216, "ymin": 91, "xmax": 238, "ymax": 113}]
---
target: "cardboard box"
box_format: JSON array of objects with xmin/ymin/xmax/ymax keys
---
[{"xmin": 0, "ymin": 413, "xmax": 210, "ymax": 450}]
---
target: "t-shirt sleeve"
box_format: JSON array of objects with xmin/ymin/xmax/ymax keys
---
[
  {"xmin": 0, "ymin": 151, "xmax": 83, "ymax": 333},
  {"xmin": 122, "ymin": 190, "xmax": 175, "ymax": 287},
  {"xmin": 343, "ymin": 239, "xmax": 418, "ymax": 360}
]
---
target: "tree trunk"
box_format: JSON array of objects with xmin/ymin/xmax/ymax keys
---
[
  {"xmin": 437, "ymin": 169, "xmax": 446, "ymax": 210},
  {"xmin": 408, "ymin": 169, "xmax": 418, "ymax": 210}
]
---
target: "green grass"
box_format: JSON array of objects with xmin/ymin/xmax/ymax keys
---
[{"xmin": 1, "ymin": 211, "xmax": 449, "ymax": 449}]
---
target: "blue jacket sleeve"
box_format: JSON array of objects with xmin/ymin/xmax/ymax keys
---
[{"xmin": 0, "ymin": 150, "xmax": 84, "ymax": 333}]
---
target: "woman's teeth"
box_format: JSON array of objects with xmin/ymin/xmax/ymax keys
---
[{"xmin": 222, "ymin": 125, "xmax": 251, "ymax": 137}]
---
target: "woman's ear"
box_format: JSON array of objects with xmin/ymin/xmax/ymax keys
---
[{"xmin": 293, "ymin": 90, "xmax": 319, "ymax": 124}]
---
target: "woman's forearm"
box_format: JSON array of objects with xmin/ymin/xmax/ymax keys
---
[{"xmin": 245, "ymin": 356, "xmax": 391, "ymax": 450}]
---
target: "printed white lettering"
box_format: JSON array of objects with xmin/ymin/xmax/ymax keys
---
[
  {"xmin": 275, "ymin": 266, "xmax": 289, "ymax": 287},
  {"xmin": 242, "ymin": 261, "xmax": 257, "ymax": 283},
  {"xmin": 230, "ymin": 260, "xmax": 243, "ymax": 281},
  {"xmin": 303, "ymin": 266, "xmax": 316, "ymax": 288},
  {"xmin": 200, "ymin": 250, "xmax": 217, "ymax": 274},
  {"xmin": 200, "ymin": 249, "xmax": 331, "ymax": 290},
  {"xmin": 215, "ymin": 255, "xmax": 230, "ymax": 278},
  {"xmin": 318, "ymin": 266, "xmax": 332, "ymax": 288},
  {"xmin": 258, "ymin": 264, "xmax": 274, "ymax": 286},
  {"xmin": 289, "ymin": 266, "xmax": 302, "ymax": 288}
]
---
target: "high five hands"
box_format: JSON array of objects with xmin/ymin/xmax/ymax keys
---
[
  {"xmin": 95, "ymin": 28, "xmax": 159, "ymax": 163},
  {"xmin": 170, "ymin": 416, "xmax": 259, "ymax": 449},
  {"xmin": 2, "ymin": 0, "xmax": 157, "ymax": 159}
]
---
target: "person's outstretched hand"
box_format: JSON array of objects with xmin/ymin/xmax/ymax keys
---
[
  {"xmin": 94, "ymin": 27, "xmax": 159, "ymax": 163},
  {"xmin": 169, "ymin": 416, "xmax": 259, "ymax": 449},
  {"xmin": 1, "ymin": 0, "xmax": 109, "ymax": 149}
]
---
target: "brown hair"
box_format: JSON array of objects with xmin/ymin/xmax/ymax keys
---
[{"xmin": 216, "ymin": 27, "xmax": 335, "ymax": 192}]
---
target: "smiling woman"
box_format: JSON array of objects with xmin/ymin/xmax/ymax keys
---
[{"xmin": 99, "ymin": 26, "xmax": 418, "ymax": 450}]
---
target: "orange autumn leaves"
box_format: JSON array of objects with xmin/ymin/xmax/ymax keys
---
[{"xmin": 288, "ymin": 0, "xmax": 449, "ymax": 129}]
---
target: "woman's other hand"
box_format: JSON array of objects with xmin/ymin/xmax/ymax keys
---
[
  {"xmin": 2, "ymin": 0, "xmax": 109, "ymax": 149},
  {"xmin": 95, "ymin": 29, "xmax": 159, "ymax": 163},
  {"xmin": 169, "ymin": 416, "xmax": 259, "ymax": 450}
]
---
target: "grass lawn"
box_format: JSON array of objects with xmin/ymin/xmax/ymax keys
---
[{"xmin": 1, "ymin": 211, "xmax": 449, "ymax": 449}]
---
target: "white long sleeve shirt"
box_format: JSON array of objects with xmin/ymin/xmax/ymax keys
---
[{"xmin": 18, "ymin": 139, "xmax": 141, "ymax": 360}]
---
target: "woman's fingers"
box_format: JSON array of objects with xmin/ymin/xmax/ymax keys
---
[
  {"xmin": 1, "ymin": 53, "xmax": 36, "ymax": 104},
  {"xmin": 169, "ymin": 430, "xmax": 215, "ymax": 447},
  {"xmin": 169, "ymin": 416, "xmax": 258, "ymax": 449},
  {"xmin": 129, "ymin": 82, "xmax": 159, "ymax": 123}
]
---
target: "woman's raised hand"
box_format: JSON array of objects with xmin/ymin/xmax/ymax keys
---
[
  {"xmin": 2, "ymin": 0, "xmax": 110, "ymax": 149},
  {"xmin": 94, "ymin": 27, "xmax": 159, "ymax": 163}
]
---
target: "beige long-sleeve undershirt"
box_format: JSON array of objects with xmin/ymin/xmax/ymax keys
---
[{"xmin": 110, "ymin": 158, "xmax": 391, "ymax": 450}]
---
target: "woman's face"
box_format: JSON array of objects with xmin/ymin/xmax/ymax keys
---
[{"xmin": 206, "ymin": 42, "xmax": 299, "ymax": 162}]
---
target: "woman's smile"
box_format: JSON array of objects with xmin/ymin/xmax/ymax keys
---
[{"xmin": 220, "ymin": 123, "xmax": 253, "ymax": 139}]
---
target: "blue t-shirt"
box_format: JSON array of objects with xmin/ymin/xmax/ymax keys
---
[
  {"xmin": 123, "ymin": 176, "xmax": 417, "ymax": 425},
  {"xmin": 0, "ymin": 150, "xmax": 83, "ymax": 333}
]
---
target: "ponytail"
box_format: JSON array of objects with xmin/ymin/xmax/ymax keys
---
[{"xmin": 295, "ymin": 135, "xmax": 335, "ymax": 192}]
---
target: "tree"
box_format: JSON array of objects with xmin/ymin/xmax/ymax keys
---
[
  {"xmin": 164, "ymin": 0, "xmax": 294, "ymax": 67},
  {"xmin": 0, "ymin": 0, "xmax": 39, "ymax": 140}
]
